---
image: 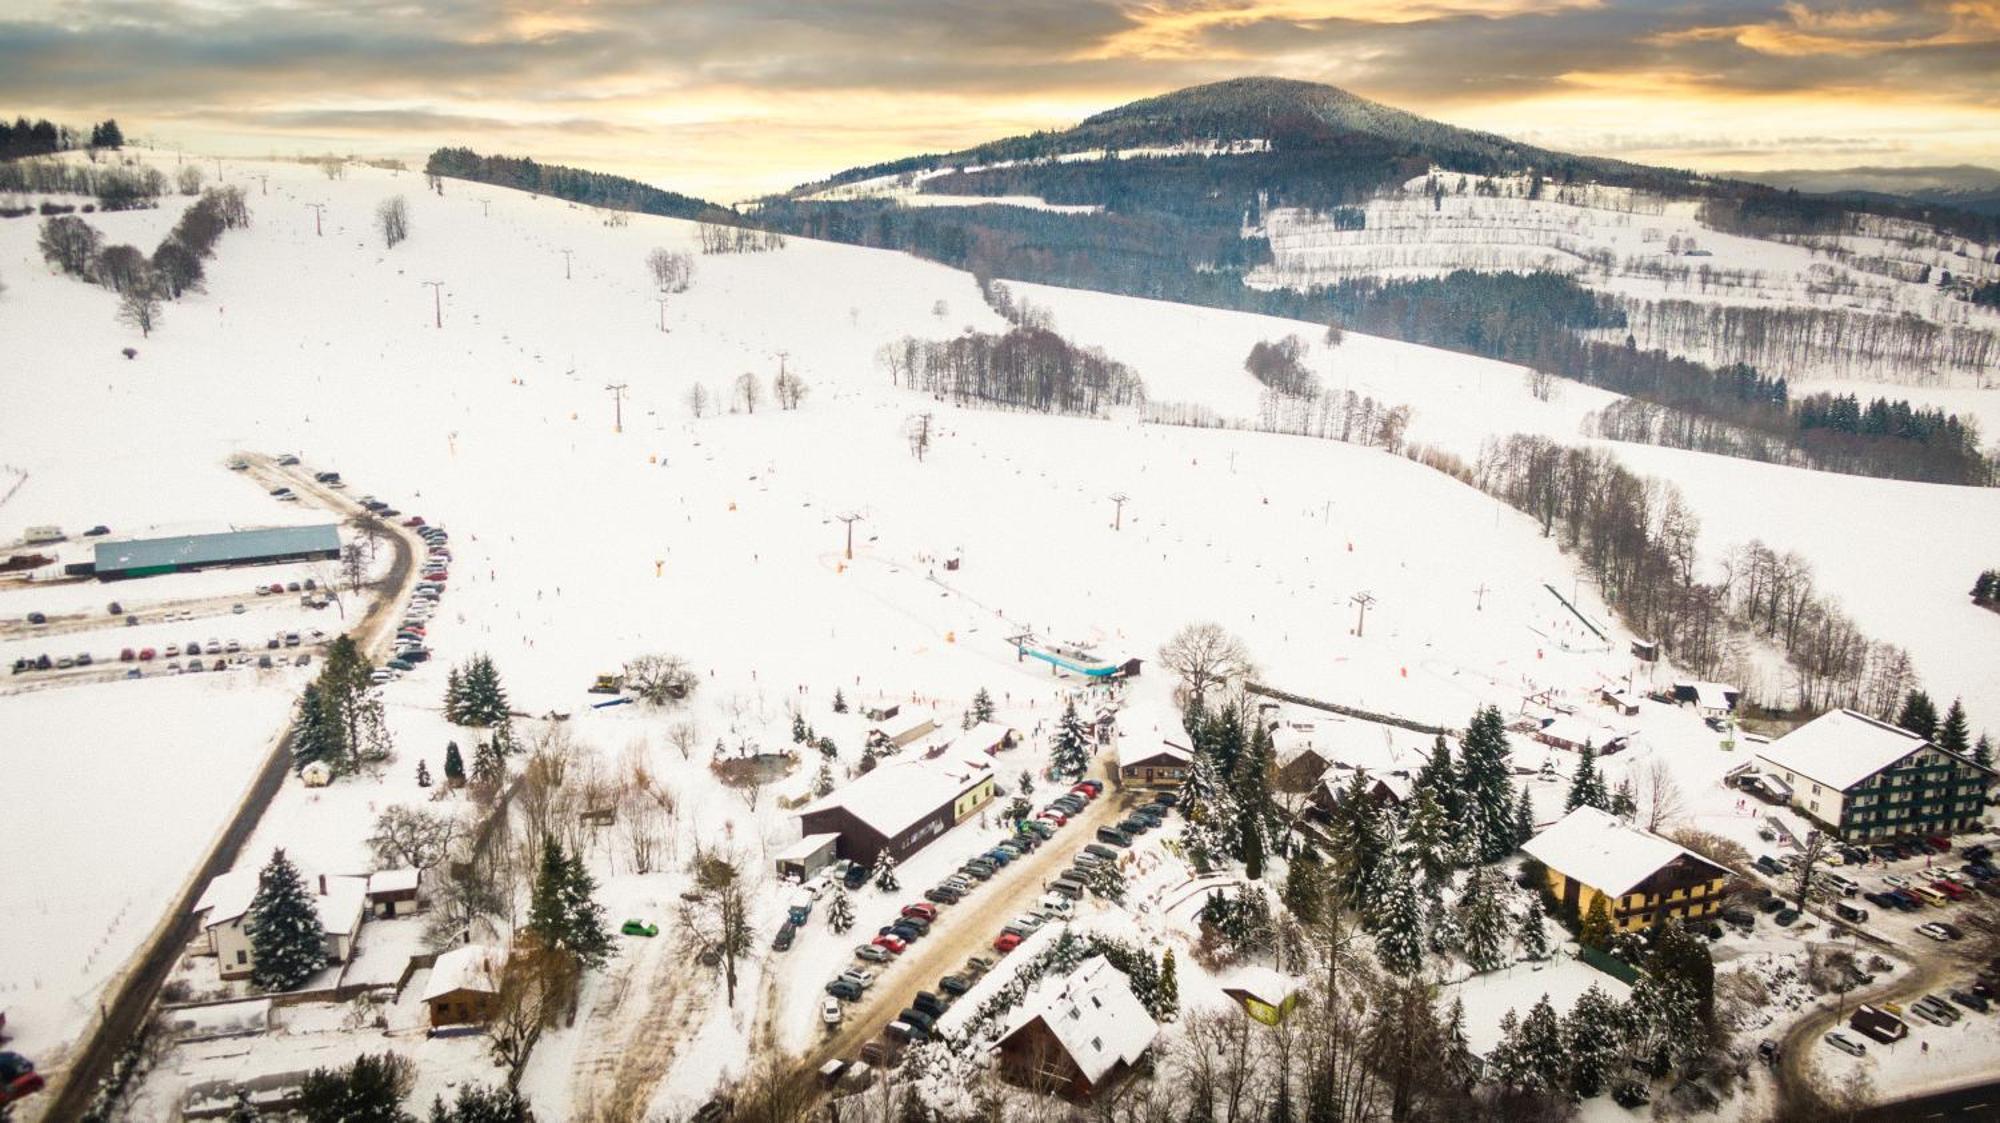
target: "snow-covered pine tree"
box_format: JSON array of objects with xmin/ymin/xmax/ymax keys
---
[
  {"xmin": 1087, "ymin": 860, "xmax": 1127, "ymax": 903},
  {"xmin": 1515, "ymin": 994, "xmax": 1567, "ymax": 1094},
  {"xmin": 1459, "ymin": 866, "xmax": 1509, "ymax": 972},
  {"xmin": 245, "ymin": 848, "xmax": 325, "ymax": 991},
  {"xmin": 442, "ymin": 666, "xmax": 464, "ymax": 724},
  {"xmin": 1232, "ymin": 723, "xmax": 1276, "ymax": 879},
  {"xmin": 454, "ymin": 654, "xmax": 511, "ymax": 728},
  {"xmin": 831, "ymin": 687, "xmax": 848, "ymax": 713},
  {"xmin": 1158, "ymin": 947, "xmax": 1179, "ymax": 1014},
  {"xmin": 1897, "ymin": 689, "xmax": 1939, "ymax": 738},
  {"xmin": 827, "ymin": 885, "xmax": 855, "ymax": 933},
  {"xmin": 1938, "ymin": 698, "xmax": 1972, "ymax": 755},
  {"xmin": 1178, "ymin": 749, "xmax": 1233, "ymax": 870},
  {"xmin": 526, "ymin": 837, "xmax": 569, "ymax": 951},
  {"xmin": 291, "ymin": 681, "xmax": 338, "ymax": 773},
  {"xmin": 1372, "ymin": 835, "xmax": 1424, "ymax": 975},
  {"xmin": 1424, "ymin": 888, "xmax": 1463, "ymax": 955},
  {"xmin": 1442, "ymin": 996, "xmax": 1478, "ymax": 1093},
  {"xmin": 818, "ymin": 735, "xmax": 838, "ymax": 761},
  {"xmin": 1050, "ymin": 695, "xmax": 1091, "ymax": 778},
  {"xmin": 970, "ymin": 688, "xmax": 994, "ymax": 724},
  {"xmin": 1976, "ymin": 734, "xmax": 1995, "ymax": 769},
  {"xmin": 791, "ymin": 712, "xmax": 808, "ymax": 743},
  {"xmin": 1565, "ymin": 984, "xmax": 1621, "ymax": 1099},
  {"xmin": 1487, "ymin": 1009, "xmax": 1525, "ymax": 1089},
  {"xmin": 1610, "ymin": 776, "xmax": 1637, "ymax": 819},
  {"xmin": 1512, "ymin": 788, "xmax": 1536, "ymax": 846},
  {"xmin": 1404, "ymin": 784, "xmax": 1455, "ymax": 886},
  {"xmin": 1281, "ymin": 848, "xmax": 1326, "ymax": 923},
  {"xmin": 416, "ymin": 759, "xmax": 432, "ymax": 787},
  {"xmin": 443, "ymin": 741, "xmax": 465, "ymax": 786},
  {"xmin": 1459, "ymin": 706, "xmax": 1518, "ymax": 863},
  {"xmin": 1414, "ymin": 734, "xmax": 1460, "ymax": 822},
  {"xmin": 1018, "ymin": 769, "xmax": 1034, "ymax": 797},
  {"xmin": 560, "ymin": 846, "xmax": 612, "ymax": 967},
  {"xmin": 871, "ymin": 852, "xmax": 900, "ymax": 892},
  {"xmin": 1328, "ymin": 770, "xmax": 1385, "ymax": 908},
  {"xmin": 471, "ymin": 740, "xmax": 504, "ymax": 787},
  {"xmin": 1565, "ymin": 743, "xmax": 1609, "ymax": 813},
  {"xmin": 813, "ymin": 763, "xmax": 835, "ymax": 796},
  {"xmin": 1518, "ymin": 896, "xmax": 1550, "ymax": 960}
]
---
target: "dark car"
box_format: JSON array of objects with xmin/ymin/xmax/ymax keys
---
[
  {"xmin": 1119, "ymin": 817, "xmax": 1152, "ymax": 835},
  {"xmin": 912, "ymin": 991, "xmax": 947, "ymax": 1019},
  {"xmin": 84, "ymin": 524, "xmax": 110, "ymax": 536},
  {"xmin": 1951, "ymin": 989, "xmax": 1990, "ymax": 1013},
  {"xmin": 1775, "ymin": 908, "xmax": 1801, "ymax": 927},
  {"xmin": 925, "ymin": 886, "xmax": 962, "ymax": 905},
  {"xmin": 1758, "ymin": 895, "xmax": 1786, "ymax": 914},
  {"xmin": 1863, "ymin": 892, "xmax": 1900, "ymax": 910},
  {"xmin": 826, "ymin": 978, "xmax": 862, "ymax": 1001},
  {"xmin": 25, "ymin": 612, "xmax": 46, "ymax": 625},
  {"xmin": 844, "ymin": 864, "xmax": 870, "ymax": 890},
  {"xmin": 773, "ymin": 921, "xmax": 797, "ymax": 951},
  {"xmin": 898, "ymin": 1008, "xmax": 936, "ymax": 1033},
  {"xmin": 939, "ymin": 974, "xmax": 971, "ymax": 996},
  {"xmin": 1721, "ymin": 907, "xmax": 1756, "ymax": 930}
]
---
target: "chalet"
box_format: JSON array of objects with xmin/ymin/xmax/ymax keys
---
[
  {"xmin": 422, "ymin": 944, "xmax": 502, "ymax": 1028},
  {"xmin": 1116, "ymin": 738, "xmax": 1192, "ymax": 789},
  {"xmin": 1755, "ymin": 709, "xmax": 1994, "ymax": 842},
  {"xmin": 1271, "ymin": 724, "xmax": 1335, "ymax": 793},
  {"xmin": 797, "ymin": 755, "xmax": 994, "ymax": 866},
  {"xmin": 365, "ymin": 868, "xmax": 420, "ymax": 919},
  {"xmin": 867, "ymin": 711, "xmax": 939, "ymax": 751},
  {"xmin": 994, "ymin": 956, "xmax": 1157, "ymax": 1100},
  {"xmin": 1310, "ymin": 768, "xmax": 1411, "ymax": 818},
  {"xmin": 193, "ymin": 870, "xmax": 368, "ymax": 981},
  {"xmin": 1599, "ymin": 688, "xmax": 1641, "ymax": 716},
  {"xmin": 1522, "ymin": 807, "xmax": 1730, "ymax": 933}
]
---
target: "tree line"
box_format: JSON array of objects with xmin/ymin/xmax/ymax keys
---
[
  {"xmin": 879, "ymin": 326, "xmax": 1144, "ymax": 415},
  {"xmin": 1, "ymin": 156, "xmax": 167, "ymax": 213},
  {"xmin": 0, "ymin": 115, "xmax": 121, "ymax": 159},
  {"xmin": 424, "ymin": 147, "xmax": 736, "ymax": 224},
  {"xmin": 36, "ymin": 184, "xmax": 249, "ymax": 337}
]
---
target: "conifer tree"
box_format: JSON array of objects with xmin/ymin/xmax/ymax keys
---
[
  {"xmin": 1512, "ymin": 787, "xmax": 1536, "ymax": 846},
  {"xmin": 791, "ymin": 712, "xmax": 808, "ymax": 743},
  {"xmin": 1329, "ymin": 771, "xmax": 1387, "ymax": 908},
  {"xmin": 1459, "ymin": 706, "xmax": 1518, "ymax": 862},
  {"xmin": 1404, "ymin": 785, "xmax": 1456, "ymax": 885},
  {"xmin": 416, "ymin": 759, "xmax": 432, "ymax": 788},
  {"xmin": 818, "ymin": 735, "xmax": 838, "ymax": 761},
  {"xmin": 1415, "ymin": 734, "xmax": 1461, "ymax": 821},
  {"xmin": 471, "ymin": 740, "xmax": 504, "ymax": 788},
  {"xmin": 560, "ymin": 847, "xmax": 612, "ymax": 967},
  {"xmin": 1425, "ymin": 892, "xmax": 1462, "ymax": 956},
  {"xmin": 1897, "ymin": 689, "xmax": 1940, "ymax": 739},
  {"xmin": 970, "ymin": 687, "xmax": 994, "ymax": 724},
  {"xmin": 1158, "ymin": 947, "xmax": 1179, "ymax": 1014},
  {"xmin": 831, "ymin": 687, "xmax": 847, "ymax": 713},
  {"xmin": 1976, "ymin": 734, "xmax": 1994, "ymax": 770},
  {"xmin": 1938, "ymin": 698, "xmax": 1972, "ymax": 755},
  {"xmin": 1459, "ymin": 866, "xmax": 1509, "ymax": 971},
  {"xmin": 1178, "ymin": 746, "xmax": 1234, "ymax": 870},
  {"xmin": 1565, "ymin": 984, "xmax": 1621, "ymax": 1099},
  {"xmin": 1051, "ymin": 694, "xmax": 1091, "ymax": 778},
  {"xmin": 1372, "ymin": 830, "xmax": 1424, "ymax": 974},
  {"xmin": 1518, "ymin": 897, "xmax": 1550, "ymax": 960},
  {"xmin": 1232, "ymin": 723, "xmax": 1276, "ymax": 879},
  {"xmin": 1442, "ymin": 997, "xmax": 1477, "ymax": 1092},
  {"xmin": 1580, "ymin": 894, "xmax": 1613, "ymax": 949},
  {"xmin": 1018, "ymin": 769, "xmax": 1034, "ymax": 797},
  {"xmin": 1610, "ymin": 776, "xmax": 1637, "ymax": 819},
  {"xmin": 1566, "ymin": 744, "xmax": 1610, "ymax": 813},
  {"xmin": 1488, "ymin": 1009, "xmax": 1525, "ymax": 1089},
  {"xmin": 1514, "ymin": 994, "xmax": 1567, "ymax": 1094},
  {"xmin": 443, "ymin": 666, "xmax": 464, "ymax": 724},
  {"xmin": 443, "ymin": 741, "xmax": 465, "ymax": 786},
  {"xmin": 246, "ymin": 848, "xmax": 326, "ymax": 991},
  {"xmin": 292, "ymin": 681, "xmax": 338, "ymax": 772},
  {"xmin": 527, "ymin": 837, "xmax": 569, "ymax": 950},
  {"xmin": 1087, "ymin": 860, "xmax": 1127, "ymax": 903},
  {"xmin": 1281, "ymin": 848, "xmax": 1326, "ymax": 923},
  {"xmin": 813, "ymin": 762, "xmax": 835, "ymax": 796},
  {"xmin": 871, "ymin": 852, "xmax": 900, "ymax": 892},
  {"xmin": 827, "ymin": 885, "xmax": 855, "ymax": 933}
]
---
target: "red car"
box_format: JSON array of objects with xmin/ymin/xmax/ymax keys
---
[
  {"xmin": 993, "ymin": 932, "xmax": 1022, "ymax": 953},
  {"xmin": 1039, "ymin": 811, "xmax": 1067, "ymax": 827},
  {"xmin": 119, "ymin": 648, "xmax": 136, "ymax": 662},
  {"xmin": 268, "ymin": 583, "xmax": 285, "ymax": 594},
  {"xmin": 901, "ymin": 903, "xmax": 938, "ymax": 922},
  {"xmin": 871, "ymin": 934, "xmax": 907, "ymax": 954},
  {"xmin": 138, "ymin": 647, "xmax": 155, "ymax": 661},
  {"xmin": 1070, "ymin": 785, "xmax": 1096, "ymax": 801},
  {"xmin": 1933, "ymin": 880, "xmax": 1970, "ymax": 901},
  {"xmin": 402, "ymin": 516, "xmax": 426, "ymax": 528}
]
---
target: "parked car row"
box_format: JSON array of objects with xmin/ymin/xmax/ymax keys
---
[{"xmin": 384, "ymin": 523, "xmax": 450, "ymax": 679}]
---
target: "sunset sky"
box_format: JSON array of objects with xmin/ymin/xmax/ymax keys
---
[{"xmin": 3, "ymin": 0, "xmax": 1997, "ymax": 203}]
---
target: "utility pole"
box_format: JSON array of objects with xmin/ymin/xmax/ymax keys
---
[
  {"xmin": 1474, "ymin": 582, "xmax": 1489, "ymax": 611},
  {"xmin": 837, "ymin": 511, "xmax": 862, "ymax": 560},
  {"xmin": 421, "ymin": 281, "xmax": 444, "ymax": 328},
  {"xmin": 561, "ymin": 248, "xmax": 573, "ymax": 279},
  {"xmin": 306, "ymin": 203, "xmax": 325, "ymax": 236},
  {"xmin": 480, "ymin": 198, "xmax": 491, "ymax": 218},
  {"xmin": 255, "ymin": 173, "xmax": 268, "ymax": 196},
  {"xmin": 1350, "ymin": 591, "xmax": 1376, "ymax": 637},
  {"xmin": 606, "ymin": 382, "xmax": 629, "ymax": 433},
  {"xmin": 656, "ymin": 293, "xmax": 670, "ymax": 332},
  {"xmin": 1109, "ymin": 493, "xmax": 1128, "ymax": 531}
]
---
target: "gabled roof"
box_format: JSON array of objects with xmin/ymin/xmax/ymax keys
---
[
  {"xmin": 366, "ymin": 868, "xmax": 420, "ymax": 896},
  {"xmin": 1117, "ymin": 739, "xmax": 1192, "ymax": 768},
  {"xmin": 870, "ymin": 711, "xmax": 937, "ymax": 741},
  {"xmin": 1000, "ymin": 955, "xmax": 1157, "ymax": 1084},
  {"xmin": 799, "ymin": 754, "xmax": 991, "ymax": 838},
  {"xmin": 422, "ymin": 944, "xmax": 502, "ymax": 1002},
  {"xmin": 193, "ymin": 869, "xmax": 260, "ymax": 927},
  {"xmin": 1521, "ymin": 806, "xmax": 1726, "ymax": 897},
  {"xmin": 316, "ymin": 876, "xmax": 369, "ymax": 937},
  {"xmin": 953, "ymin": 720, "xmax": 1019, "ymax": 755},
  {"xmin": 1757, "ymin": 708, "xmax": 1943, "ymax": 792}
]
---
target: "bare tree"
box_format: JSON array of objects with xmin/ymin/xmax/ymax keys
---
[
  {"xmin": 1792, "ymin": 829, "xmax": 1829, "ymax": 912},
  {"xmin": 905, "ymin": 412, "xmax": 933, "ymax": 461},
  {"xmin": 646, "ymin": 247, "xmax": 693, "ymax": 292},
  {"xmin": 376, "ymin": 195, "xmax": 409, "ymax": 248},
  {"xmin": 116, "ymin": 286, "xmax": 162, "ymax": 337},
  {"xmin": 1641, "ymin": 758, "xmax": 1686, "ymax": 832},
  {"xmin": 1524, "ymin": 368, "xmax": 1556, "ymax": 402},
  {"xmin": 1158, "ymin": 622, "xmax": 1257, "ymax": 700},
  {"xmin": 617, "ymin": 751, "xmax": 675, "ymax": 874},
  {"xmin": 772, "ymin": 369, "xmax": 810, "ymax": 409},
  {"xmin": 666, "ymin": 719, "xmax": 700, "ymax": 761},
  {"xmin": 175, "ymin": 164, "xmax": 204, "ymax": 195},
  {"xmin": 676, "ymin": 847, "xmax": 753, "ymax": 1007},
  {"xmin": 489, "ymin": 943, "xmax": 575, "ymax": 1076},
  {"xmin": 624, "ymin": 652, "xmax": 699, "ymax": 707},
  {"xmin": 369, "ymin": 804, "xmax": 459, "ymax": 872},
  {"xmin": 684, "ymin": 383, "xmax": 709, "ymax": 419},
  {"xmin": 733, "ymin": 371, "xmax": 762, "ymax": 414},
  {"xmin": 340, "ymin": 541, "xmax": 367, "ymax": 595}
]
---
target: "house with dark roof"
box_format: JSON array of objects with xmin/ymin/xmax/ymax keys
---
[
  {"xmin": 1522, "ymin": 807, "xmax": 1730, "ymax": 933},
  {"xmin": 994, "ymin": 956, "xmax": 1157, "ymax": 1099}
]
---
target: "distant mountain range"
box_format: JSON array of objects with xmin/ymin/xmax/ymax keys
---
[{"xmin": 1724, "ymin": 164, "xmax": 2000, "ymax": 217}]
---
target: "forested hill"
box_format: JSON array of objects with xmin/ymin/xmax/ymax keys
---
[{"xmin": 424, "ymin": 147, "xmax": 736, "ymax": 224}]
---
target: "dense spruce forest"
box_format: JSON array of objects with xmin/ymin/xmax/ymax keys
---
[
  {"xmin": 424, "ymin": 147, "xmax": 736, "ymax": 224},
  {"xmin": 0, "ymin": 114, "xmax": 122, "ymax": 159}
]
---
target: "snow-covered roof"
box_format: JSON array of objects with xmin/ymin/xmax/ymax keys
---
[
  {"xmin": 953, "ymin": 720, "xmax": 1018, "ymax": 755},
  {"xmin": 871, "ymin": 711, "xmax": 936, "ymax": 741},
  {"xmin": 193, "ymin": 869, "xmax": 260, "ymax": 927},
  {"xmin": 1521, "ymin": 807, "xmax": 1725, "ymax": 897},
  {"xmin": 1000, "ymin": 955, "xmax": 1157, "ymax": 1084},
  {"xmin": 799, "ymin": 754, "xmax": 991, "ymax": 837},
  {"xmin": 1537, "ymin": 714, "xmax": 1629, "ymax": 748},
  {"xmin": 366, "ymin": 868, "xmax": 419, "ymax": 896},
  {"xmin": 1270, "ymin": 724, "xmax": 1325, "ymax": 767},
  {"xmin": 775, "ymin": 832, "xmax": 841, "ymax": 862},
  {"xmin": 1116, "ymin": 737, "xmax": 1192, "ymax": 769},
  {"xmin": 316, "ymin": 876, "xmax": 368, "ymax": 937},
  {"xmin": 422, "ymin": 944, "xmax": 501, "ymax": 1002},
  {"xmin": 1675, "ymin": 680, "xmax": 1738, "ymax": 710},
  {"xmin": 1757, "ymin": 708, "xmax": 1933, "ymax": 792}
]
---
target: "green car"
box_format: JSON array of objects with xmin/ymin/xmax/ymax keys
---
[{"xmin": 621, "ymin": 919, "xmax": 659, "ymax": 938}]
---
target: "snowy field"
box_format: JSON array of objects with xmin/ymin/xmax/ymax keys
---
[{"xmin": 1, "ymin": 148, "xmax": 1997, "ymax": 1116}]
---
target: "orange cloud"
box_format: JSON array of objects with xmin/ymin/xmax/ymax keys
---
[
  {"xmin": 1081, "ymin": 0, "xmax": 1600, "ymax": 60},
  {"xmin": 1656, "ymin": 0, "xmax": 2000, "ymax": 58}
]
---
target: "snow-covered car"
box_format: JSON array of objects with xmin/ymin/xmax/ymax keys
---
[
  {"xmin": 1917, "ymin": 922, "xmax": 1955, "ymax": 942},
  {"xmin": 821, "ymin": 998, "xmax": 843, "ymax": 1026},
  {"xmin": 854, "ymin": 944, "xmax": 892, "ymax": 963},
  {"xmin": 1823, "ymin": 1032, "xmax": 1865, "ymax": 1057}
]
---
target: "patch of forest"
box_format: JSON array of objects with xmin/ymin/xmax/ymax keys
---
[{"xmin": 424, "ymin": 147, "xmax": 736, "ymax": 224}]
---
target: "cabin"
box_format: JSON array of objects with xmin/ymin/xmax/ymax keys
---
[
  {"xmin": 1672, "ymin": 681, "xmax": 1740, "ymax": 715},
  {"xmin": 774, "ymin": 832, "xmax": 841, "ymax": 881},
  {"xmin": 868, "ymin": 711, "xmax": 939, "ymax": 751},
  {"xmin": 994, "ymin": 956, "xmax": 1158, "ymax": 1100},
  {"xmin": 422, "ymin": 944, "xmax": 502, "ymax": 1028}
]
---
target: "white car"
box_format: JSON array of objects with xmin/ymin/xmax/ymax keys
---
[
  {"xmin": 822, "ymin": 997, "xmax": 843, "ymax": 1026},
  {"xmin": 839, "ymin": 968, "xmax": 876, "ymax": 990},
  {"xmin": 1884, "ymin": 875, "xmax": 1913, "ymax": 889},
  {"xmin": 1917, "ymin": 922, "xmax": 1954, "ymax": 942},
  {"xmin": 1824, "ymin": 1032, "xmax": 1865, "ymax": 1057}
]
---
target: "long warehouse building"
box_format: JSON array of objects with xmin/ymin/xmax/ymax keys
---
[{"xmin": 93, "ymin": 524, "xmax": 342, "ymax": 580}]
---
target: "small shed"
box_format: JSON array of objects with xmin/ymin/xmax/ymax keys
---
[
  {"xmin": 1672, "ymin": 681, "xmax": 1740, "ymax": 714},
  {"xmin": 868, "ymin": 711, "xmax": 938, "ymax": 750},
  {"xmin": 365, "ymin": 868, "xmax": 420, "ymax": 918},
  {"xmin": 862, "ymin": 702, "xmax": 900, "ymax": 722},
  {"xmin": 300, "ymin": 761, "xmax": 332, "ymax": 788},
  {"xmin": 775, "ymin": 833, "xmax": 842, "ymax": 881},
  {"xmin": 1219, "ymin": 967, "xmax": 1303, "ymax": 1025},
  {"xmin": 422, "ymin": 944, "xmax": 502, "ymax": 1028},
  {"xmin": 1599, "ymin": 688, "xmax": 1641, "ymax": 716}
]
